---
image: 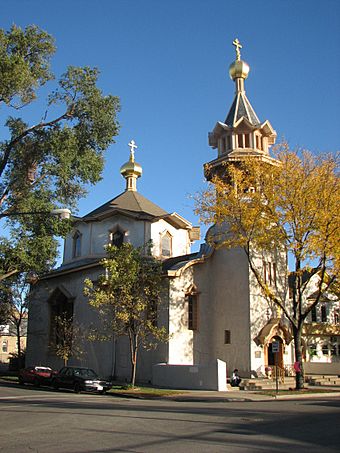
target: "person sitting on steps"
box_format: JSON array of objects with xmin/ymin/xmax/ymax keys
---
[{"xmin": 231, "ymin": 368, "xmax": 241, "ymax": 387}]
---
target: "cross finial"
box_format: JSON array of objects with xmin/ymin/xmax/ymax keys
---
[
  {"xmin": 232, "ymin": 38, "xmax": 242, "ymax": 61},
  {"xmin": 128, "ymin": 139, "xmax": 137, "ymax": 161}
]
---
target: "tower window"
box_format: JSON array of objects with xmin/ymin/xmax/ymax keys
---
[
  {"xmin": 160, "ymin": 232, "xmax": 172, "ymax": 258},
  {"xmin": 321, "ymin": 305, "xmax": 327, "ymax": 322},
  {"xmin": 245, "ymin": 134, "xmax": 250, "ymax": 147},
  {"xmin": 238, "ymin": 134, "xmax": 244, "ymax": 148},
  {"xmin": 72, "ymin": 231, "xmax": 82, "ymax": 258},
  {"xmin": 272, "ymin": 263, "xmax": 277, "ymax": 287},
  {"xmin": 111, "ymin": 230, "xmax": 124, "ymax": 247},
  {"xmin": 256, "ymin": 135, "xmax": 263, "ymax": 150},
  {"xmin": 226, "ymin": 135, "xmax": 232, "ymax": 150},
  {"xmin": 311, "ymin": 306, "xmax": 317, "ymax": 322}
]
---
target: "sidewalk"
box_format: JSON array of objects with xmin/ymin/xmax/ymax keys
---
[{"xmin": 164, "ymin": 387, "xmax": 340, "ymax": 402}]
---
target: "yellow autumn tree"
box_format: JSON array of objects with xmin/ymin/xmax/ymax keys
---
[{"xmin": 196, "ymin": 143, "xmax": 339, "ymax": 389}]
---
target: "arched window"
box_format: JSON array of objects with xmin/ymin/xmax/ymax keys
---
[
  {"xmin": 111, "ymin": 230, "xmax": 125, "ymax": 247},
  {"xmin": 72, "ymin": 231, "xmax": 82, "ymax": 258},
  {"xmin": 49, "ymin": 288, "xmax": 74, "ymax": 347},
  {"xmin": 160, "ymin": 232, "xmax": 172, "ymax": 258}
]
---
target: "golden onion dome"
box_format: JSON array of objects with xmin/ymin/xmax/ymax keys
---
[
  {"xmin": 229, "ymin": 59, "xmax": 250, "ymax": 80},
  {"xmin": 120, "ymin": 159, "xmax": 142, "ymax": 177}
]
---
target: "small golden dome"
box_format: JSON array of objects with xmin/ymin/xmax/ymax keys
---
[
  {"xmin": 229, "ymin": 59, "xmax": 250, "ymax": 80},
  {"xmin": 120, "ymin": 159, "xmax": 142, "ymax": 177}
]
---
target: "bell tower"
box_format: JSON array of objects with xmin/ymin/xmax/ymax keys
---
[{"xmin": 205, "ymin": 39, "xmax": 277, "ymax": 180}]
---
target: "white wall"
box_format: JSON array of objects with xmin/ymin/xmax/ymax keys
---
[
  {"xmin": 152, "ymin": 359, "xmax": 227, "ymax": 391},
  {"xmin": 63, "ymin": 216, "xmax": 191, "ymax": 265},
  {"xmin": 151, "ymin": 219, "xmax": 190, "ymax": 258}
]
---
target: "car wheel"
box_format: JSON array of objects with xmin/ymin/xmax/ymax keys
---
[
  {"xmin": 74, "ymin": 382, "xmax": 81, "ymax": 394},
  {"xmin": 34, "ymin": 377, "xmax": 40, "ymax": 387},
  {"xmin": 52, "ymin": 380, "xmax": 59, "ymax": 390}
]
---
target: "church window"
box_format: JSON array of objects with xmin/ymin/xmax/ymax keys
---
[
  {"xmin": 331, "ymin": 344, "xmax": 337, "ymax": 356},
  {"xmin": 311, "ymin": 306, "xmax": 317, "ymax": 322},
  {"xmin": 49, "ymin": 291, "xmax": 74, "ymax": 348},
  {"xmin": 224, "ymin": 330, "xmax": 231, "ymax": 344},
  {"xmin": 238, "ymin": 134, "xmax": 244, "ymax": 148},
  {"xmin": 268, "ymin": 262, "xmax": 272, "ymax": 285},
  {"xmin": 321, "ymin": 305, "xmax": 327, "ymax": 322},
  {"xmin": 2, "ymin": 339, "xmax": 8, "ymax": 353},
  {"xmin": 322, "ymin": 344, "xmax": 329, "ymax": 355},
  {"xmin": 72, "ymin": 231, "xmax": 82, "ymax": 258},
  {"xmin": 111, "ymin": 230, "xmax": 124, "ymax": 247},
  {"xmin": 188, "ymin": 294, "xmax": 198, "ymax": 330},
  {"xmin": 309, "ymin": 344, "xmax": 317, "ymax": 356},
  {"xmin": 263, "ymin": 261, "xmax": 267, "ymax": 284},
  {"xmin": 161, "ymin": 232, "xmax": 172, "ymax": 258},
  {"xmin": 334, "ymin": 309, "xmax": 339, "ymax": 324}
]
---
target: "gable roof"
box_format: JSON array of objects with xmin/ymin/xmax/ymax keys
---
[{"xmin": 82, "ymin": 190, "xmax": 168, "ymax": 220}]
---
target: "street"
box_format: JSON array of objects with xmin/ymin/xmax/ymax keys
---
[{"xmin": 1, "ymin": 382, "xmax": 340, "ymax": 452}]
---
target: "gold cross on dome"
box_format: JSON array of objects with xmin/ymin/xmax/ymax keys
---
[
  {"xmin": 128, "ymin": 139, "xmax": 137, "ymax": 161},
  {"xmin": 232, "ymin": 38, "xmax": 242, "ymax": 60}
]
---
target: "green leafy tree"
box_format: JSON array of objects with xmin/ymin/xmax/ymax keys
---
[
  {"xmin": 196, "ymin": 144, "xmax": 339, "ymax": 390},
  {"xmin": 0, "ymin": 24, "xmax": 120, "ymax": 282},
  {"xmin": 54, "ymin": 313, "xmax": 84, "ymax": 367},
  {"xmin": 0, "ymin": 273, "xmax": 30, "ymax": 369},
  {"xmin": 84, "ymin": 243, "xmax": 168, "ymax": 387}
]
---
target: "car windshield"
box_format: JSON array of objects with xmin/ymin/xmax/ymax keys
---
[{"xmin": 74, "ymin": 368, "xmax": 98, "ymax": 379}]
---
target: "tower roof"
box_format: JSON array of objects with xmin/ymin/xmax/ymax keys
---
[{"xmin": 225, "ymin": 92, "xmax": 260, "ymax": 127}]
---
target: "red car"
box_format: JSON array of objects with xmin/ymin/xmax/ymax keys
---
[{"xmin": 19, "ymin": 366, "xmax": 56, "ymax": 387}]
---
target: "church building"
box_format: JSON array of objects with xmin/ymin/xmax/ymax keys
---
[{"xmin": 26, "ymin": 41, "xmax": 338, "ymax": 389}]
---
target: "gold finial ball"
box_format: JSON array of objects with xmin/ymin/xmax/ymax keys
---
[{"xmin": 229, "ymin": 59, "xmax": 250, "ymax": 80}]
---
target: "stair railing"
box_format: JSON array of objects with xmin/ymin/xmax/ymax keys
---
[{"xmin": 271, "ymin": 365, "xmax": 285, "ymax": 383}]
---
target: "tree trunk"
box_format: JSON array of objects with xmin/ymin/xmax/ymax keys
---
[
  {"xmin": 16, "ymin": 323, "xmax": 23, "ymax": 370},
  {"xmin": 293, "ymin": 325, "xmax": 305, "ymax": 390},
  {"xmin": 129, "ymin": 333, "xmax": 138, "ymax": 387}
]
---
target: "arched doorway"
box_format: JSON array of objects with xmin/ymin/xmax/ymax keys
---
[{"xmin": 266, "ymin": 336, "xmax": 284, "ymax": 369}]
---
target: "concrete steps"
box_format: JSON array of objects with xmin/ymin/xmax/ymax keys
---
[
  {"xmin": 240, "ymin": 377, "xmax": 297, "ymax": 391},
  {"xmin": 306, "ymin": 374, "xmax": 340, "ymax": 387}
]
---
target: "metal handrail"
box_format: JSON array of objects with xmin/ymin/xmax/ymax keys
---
[{"xmin": 271, "ymin": 365, "xmax": 285, "ymax": 383}]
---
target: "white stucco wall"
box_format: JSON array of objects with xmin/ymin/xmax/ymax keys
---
[
  {"xmin": 151, "ymin": 219, "xmax": 190, "ymax": 258},
  {"xmin": 26, "ymin": 265, "xmax": 168, "ymax": 381},
  {"xmin": 166, "ymin": 246, "xmax": 252, "ymax": 378},
  {"xmin": 63, "ymin": 215, "xmax": 191, "ymax": 265}
]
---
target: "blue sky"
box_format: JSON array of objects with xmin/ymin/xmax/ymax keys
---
[{"xmin": 1, "ymin": 0, "xmax": 339, "ymax": 253}]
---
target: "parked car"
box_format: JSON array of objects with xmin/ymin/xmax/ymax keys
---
[
  {"xmin": 19, "ymin": 366, "xmax": 56, "ymax": 387},
  {"xmin": 51, "ymin": 366, "xmax": 112, "ymax": 394}
]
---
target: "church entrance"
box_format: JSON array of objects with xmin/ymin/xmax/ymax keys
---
[{"xmin": 266, "ymin": 336, "xmax": 284, "ymax": 369}]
